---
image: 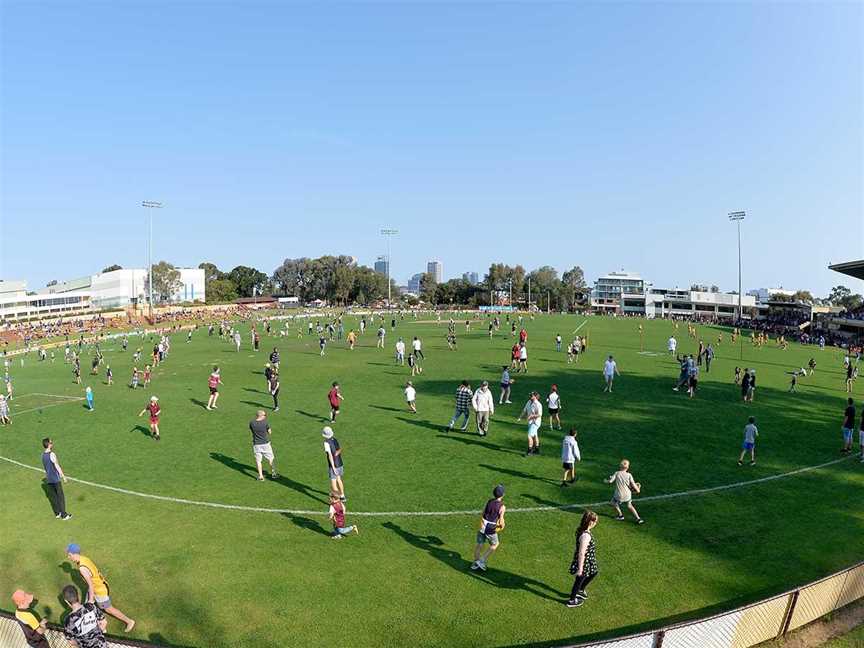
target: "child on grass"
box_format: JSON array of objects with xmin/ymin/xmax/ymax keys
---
[
  {"xmin": 328, "ymin": 492, "xmax": 358, "ymax": 539},
  {"xmin": 604, "ymin": 459, "xmax": 643, "ymax": 524}
]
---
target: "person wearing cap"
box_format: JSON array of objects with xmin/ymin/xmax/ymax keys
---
[
  {"xmin": 322, "ymin": 426, "xmax": 345, "ymax": 501},
  {"xmin": 264, "ymin": 362, "xmax": 274, "ymax": 391},
  {"xmin": 328, "ymin": 382, "xmax": 343, "ymax": 422},
  {"xmin": 249, "ymin": 410, "xmax": 277, "ymax": 480},
  {"xmin": 516, "ymin": 392, "xmax": 543, "ymax": 456},
  {"xmin": 66, "ymin": 544, "xmax": 136, "ymax": 632},
  {"xmin": 12, "ymin": 589, "xmax": 49, "ymax": 648},
  {"xmin": 206, "ymin": 366, "xmax": 222, "ymax": 411},
  {"xmin": 42, "ymin": 437, "xmax": 71, "ymax": 520},
  {"xmin": 62, "ymin": 584, "xmax": 108, "ymax": 647},
  {"xmin": 138, "ymin": 395, "xmax": 161, "ymax": 440},
  {"xmin": 470, "ymin": 484, "xmax": 506, "ymax": 571},
  {"xmin": 471, "ymin": 381, "xmax": 495, "ymax": 437}
]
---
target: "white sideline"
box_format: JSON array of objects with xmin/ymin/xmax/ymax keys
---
[
  {"xmin": 11, "ymin": 398, "xmax": 86, "ymax": 417},
  {"xmin": 0, "ymin": 455, "xmax": 853, "ymax": 518}
]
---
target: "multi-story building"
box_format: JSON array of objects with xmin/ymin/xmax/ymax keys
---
[
  {"xmin": 462, "ymin": 272, "xmax": 479, "ymax": 284},
  {"xmin": 407, "ymin": 273, "xmax": 424, "ymax": 294},
  {"xmin": 746, "ymin": 287, "xmax": 795, "ymax": 304},
  {"xmin": 643, "ymin": 289, "xmax": 757, "ymax": 319},
  {"xmin": 592, "ymin": 271, "xmax": 645, "ymax": 312},
  {"xmin": 374, "ymin": 257, "xmax": 389, "ymax": 276},
  {"xmin": 1, "ymin": 280, "xmax": 92, "ymax": 322},
  {"xmin": 427, "ymin": 260, "xmax": 443, "ymax": 283}
]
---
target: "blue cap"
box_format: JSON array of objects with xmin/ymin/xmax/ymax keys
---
[{"xmin": 66, "ymin": 543, "xmax": 81, "ymax": 554}]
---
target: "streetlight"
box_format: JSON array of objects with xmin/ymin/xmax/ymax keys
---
[
  {"xmin": 380, "ymin": 228, "xmax": 398, "ymax": 307},
  {"xmin": 728, "ymin": 211, "xmax": 745, "ymax": 321},
  {"xmin": 142, "ymin": 201, "xmax": 163, "ymax": 319}
]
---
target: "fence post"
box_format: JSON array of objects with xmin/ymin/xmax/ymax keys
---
[
  {"xmin": 778, "ymin": 590, "xmax": 800, "ymax": 638},
  {"xmin": 653, "ymin": 630, "xmax": 666, "ymax": 648}
]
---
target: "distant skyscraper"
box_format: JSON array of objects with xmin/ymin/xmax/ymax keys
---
[
  {"xmin": 408, "ymin": 273, "xmax": 423, "ymax": 294},
  {"xmin": 462, "ymin": 272, "xmax": 479, "ymax": 285},
  {"xmin": 427, "ymin": 260, "xmax": 443, "ymax": 283},
  {"xmin": 374, "ymin": 257, "xmax": 389, "ymax": 276}
]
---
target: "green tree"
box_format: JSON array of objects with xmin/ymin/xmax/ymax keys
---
[
  {"xmin": 206, "ymin": 278, "xmax": 238, "ymax": 303},
  {"xmin": 198, "ymin": 262, "xmax": 224, "ymax": 283},
  {"xmin": 792, "ymin": 290, "xmax": 814, "ymax": 303},
  {"xmin": 102, "ymin": 264, "xmax": 123, "ymax": 273},
  {"xmin": 828, "ymin": 285, "xmax": 851, "ymax": 305},
  {"xmin": 146, "ymin": 261, "xmax": 182, "ymax": 302},
  {"xmin": 419, "ymin": 272, "xmax": 438, "ymax": 304},
  {"xmin": 227, "ymin": 266, "xmax": 269, "ymax": 298}
]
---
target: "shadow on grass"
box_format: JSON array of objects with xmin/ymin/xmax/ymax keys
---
[
  {"xmin": 129, "ymin": 425, "xmax": 152, "ymax": 438},
  {"xmin": 295, "ymin": 409, "xmax": 329, "ymax": 422},
  {"xmin": 396, "ymin": 416, "xmax": 441, "ymax": 431},
  {"xmin": 209, "ymin": 452, "xmax": 328, "ymax": 504},
  {"xmin": 382, "ymin": 522, "xmax": 567, "ymax": 603},
  {"xmin": 239, "ymin": 400, "xmax": 269, "ymax": 409},
  {"xmin": 189, "ymin": 398, "xmax": 209, "ymax": 409},
  {"xmin": 479, "ymin": 463, "xmax": 560, "ymax": 485},
  {"xmin": 435, "ymin": 433, "xmax": 521, "ymax": 455},
  {"xmin": 368, "ymin": 404, "xmax": 403, "ymax": 413},
  {"xmin": 282, "ymin": 513, "xmax": 331, "ymax": 536}
]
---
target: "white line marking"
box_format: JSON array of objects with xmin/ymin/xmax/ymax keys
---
[
  {"xmin": 0, "ymin": 455, "xmax": 853, "ymax": 517},
  {"xmin": 30, "ymin": 393, "xmax": 85, "ymax": 400},
  {"xmin": 572, "ymin": 320, "xmax": 587, "ymax": 335},
  {"xmin": 12, "ymin": 398, "xmax": 86, "ymax": 417}
]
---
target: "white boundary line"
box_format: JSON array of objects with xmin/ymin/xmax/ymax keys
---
[
  {"xmin": 0, "ymin": 455, "xmax": 853, "ymax": 518},
  {"xmin": 572, "ymin": 320, "xmax": 587, "ymax": 335},
  {"xmin": 11, "ymin": 398, "xmax": 86, "ymax": 417}
]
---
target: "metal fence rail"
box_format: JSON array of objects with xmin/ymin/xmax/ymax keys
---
[{"xmin": 1, "ymin": 561, "xmax": 861, "ymax": 648}]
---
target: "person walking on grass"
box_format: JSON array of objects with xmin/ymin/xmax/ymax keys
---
[
  {"xmin": 518, "ymin": 343, "xmax": 528, "ymax": 373},
  {"xmin": 472, "ymin": 381, "xmax": 495, "ymax": 437},
  {"xmin": 858, "ymin": 404, "xmax": 864, "ymax": 463},
  {"xmin": 65, "ymin": 544, "xmax": 135, "ymax": 633},
  {"xmin": 42, "ymin": 438, "xmax": 71, "ymax": 520},
  {"xmin": 250, "ymin": 410, "xmax": 277, "ymax": 480},
  {"xmin": 738, "ymin": 416, "xmax": 759, "ymax": 465},
  {"xmin": 377, "ymin": 325, "xmax": 386, "ymax": 349},
  {"xmin": 138, "ymin": 396, "xmax": 161, "ymax": 440},
  {"xmin": 561, "ymin": 429, "xmax": 581, "ymax": 486},
  {"xmin": 0, "ymin": 394, "xmax": 10, "ymax": 425},
  {"xmin": 565, "ymin": 510, "xmax": 600, "ymax": 608},
  {"xmin": 404, "ymin": 381, "xmax": 417, "ymax": 413},
  {"xmin": 470, "ymin": 484, "xmax": 506, "ymax": 572},
  {"xmin": 547, "ymin": 385, "xmax": 562, "ymax": 430},
  {"xmin": 499, "ymin": 366, "xmax": 513, "ymax": 404},
  {"xmin": 604, "ymin": 459, "xmax": 644, "ymax": 524},
  {"xmin": 62, "ymin": 584, "xmax": 108, "ymax": 648},
  {"xmin": 328, "ymin": 382, "xmax": 343, "ymax": 422},
  {"xmin": 269, "ymin": 372, "xmax": 280, "ymax": 412},
  {"xmin": 447, "ymin": 380, "xmax": 473, "ymax": 431},
  {"xmin": 85, "ymin": 386, "xmax": 94, "ymax": 411},
  {"xmin": 322, "ymin": 427, "xmax": 346, "ymax": 501},
  {"xmin": 412, "ymin": 336, "xmax": 424, "ymax": 359},
  {"xmin": 842, "ymin": 398, "xmax": 855, "ymax": 455},
  {"xmin": 602, "ymin": 355, "xmax": 619, "ymax": 393},
  {"xmin": 12, "ymin": 589, "xmax": 49, "ymax": 648},
  {"xmin": 517, "ymin": 392, "xmax": 543, "ymax": 456},
  {"xmin": 395, "ymin": 338, "xmax": 406, "ymax": 365},
  {"xmin": 328, "ymin": 492, "xmax": 359, "ymax": 540}
]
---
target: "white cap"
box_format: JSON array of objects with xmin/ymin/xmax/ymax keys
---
[
  {"xmin": 322, "ymin": 426, "xmax": 334, "ymax": 438},
  {"xmin": 150, "ymin": 396, "xmax": 159, "ymax": 401}
]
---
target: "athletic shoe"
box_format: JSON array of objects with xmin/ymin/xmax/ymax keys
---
[
  {"xmin": 56, "ymin": 514, "xmax": 63, "ymax": 519},
  {"xmin": 505, "ymin": 400, "xmax": 512, "ymax": 404},
  {"xmin": 476, "ymin": 561, "xmax": 487, "ymax": 571},
  {"xmin": 565, "ymin": 598, "xmax": 583, "ymax": 608},
  {"xmin": 271, "ymin": 471, "xmax": 278, "ymax": 479},
  {"xmin": 257, "ymin": 475, "xmax": 265, "ymax": 481},
  {"xmin": 478, "ymin": 431, "xmax": 486, "ymax": 437},
  {"xmin": 206, "ymin": 406, "xmax": 212, "ymax": 411},
  {"xmin": 340, "ymin": 495, "xmax": 347, "ymax": 502},
  {"xmin": 353, "ymin": 525, "xmax": 360, "ymax": 535},
  {"xmin": 749, "ymin": 461, "xmax": 756, "ymax": 466},
  {"xmin": 560, "ymin": 481, "xmax": 568, "ymax": 487},
  {"xmin": 524, "ymin": 450, "xmax": 532, "ymax": 457},
  {"xmin": 615, "ymin": 515, "xmax": 625, "ymax": 521},
  {"xmin": 636, "ymin": 519, "xmax": 645, "ymax": 525},
  {"xmin": 331, "ymin": 534, "xmax": 343, "ymax": 540},
  {"xmin": 534, "ymin": 447, "xmax": 540, "ymax": 455},
  {"xmin": 61, "ymin": 514, "xmax": 72, "ymax": 520},
  {"xmin": 469, "ymin": 561, "xmax": 480, "ymax": 570},
  {"xmin": 575, "ymin": 590, "xmax": 588, "ymax": 600},
  {"xmin": 460, "ymin": 426, "xmax": 468, "ymax": 431},
  {"xmin": 274, "ymin": 407, "xmax": 280, "ymax": 412}
]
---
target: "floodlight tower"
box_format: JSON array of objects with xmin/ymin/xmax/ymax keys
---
[
  {"xmin": 380, "ymin": 228, "xmax": 398, "ymax": 306},
  {"xmin": 728, "ymin": 211, "xmax": 746, "ymax": 320},
  {"xmin": 142, "ymin": 201, "xmax": 163, "ymax": 318}
]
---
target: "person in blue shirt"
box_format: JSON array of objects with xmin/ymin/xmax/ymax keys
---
[{"xmin": 85, "ymin": 386, "xmax": 94, "ymax": 412}]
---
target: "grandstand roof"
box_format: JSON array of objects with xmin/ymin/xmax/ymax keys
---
[{"xmin": 829, "ymin": 260, "xmax": 864, "ymax": 281}]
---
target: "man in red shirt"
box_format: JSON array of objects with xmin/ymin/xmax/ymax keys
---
[
  {"xmin": 511, "ymin": 344, "xmax": 521, "ymax": 369},
  {"xmin": 519, "ymin": 328, "xmax": 528, "ymax": 344},
  {"xmin": 328, "ymin": 382, "xmax": 343, "ymax": 422},
  {"xmin": 206, "ymin": 366, "xmax": 223, "ymax": 411},
  {"xmin": 138, "ymin": 396, "xmax": 161, "ymax": 440}
]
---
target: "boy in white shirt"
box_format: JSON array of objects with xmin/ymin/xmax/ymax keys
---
[
  {"xmin": 404, "ymin": 381, "xmax": 417, "ymax": 413},
  {"xmin": 561, "ymin": 428, "xmax": 581, "ymax": 486},
  {"xmin": 604, "ymin": 459, "xmax": 644, "ymax": 524},
  {"xmin": 547, "ymin": 385, "xmax": 562, "ymax": 430},
  {"xmin": 603, "ymin": 355, "xmax": 620, "ymax": 392}
]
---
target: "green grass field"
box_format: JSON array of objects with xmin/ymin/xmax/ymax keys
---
[{"xmin": 1, "ymin": 313, "xmax": 862, "ymax": 648}]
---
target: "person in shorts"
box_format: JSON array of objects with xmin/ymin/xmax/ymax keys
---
[
  {"xmin": 12, "ymin": 589, "xmax": 49, "ymax": 648},
  {"xmin": 206, "ymin": 366, "xmax": 222, "ymax": 410},
  {"xmin": 138, "ymin": 396, "xmax": 161, "ymax": 440},
  {"xmin": 842, "ymin": 398, "xmax": 855, "ymax": 454},
  {"xmin": 65, "ymin": 544, "xmax": 135, "ymax": 632},
  {"xmin": 470, "ymin": 484, "xmax": 506, "ymax": 571},
  {"xmin": 603, "ymin": 355, "xmax": 619, "ymax": 393},
  {"xmin": 404, "ymin": 381, "xmax": 417, "ymax": 413},
  {"xmin": 604, "ymin": 460, "xmax": 643, "ymax": 524},
  {"xmin": 323, "ymin": 426, "xmax": 345, "ymax": 500},
  {"xmin": 561, "ymin": 428, "xmax": 581, "ymax": 486},
  {"xmin": 250, "ymin": 410, "xmax": 277, "ymax": 480},
  {"xmin": 858, "ymin": 404, "xmax": 864, "ymax": 463},
  {"xmin": 547, "ymin": 385, "xmax": 562, "ymax": 430},
  {"xmin": 738, "ymin": 416, "xmax": 759, "ymax": 465},
  {"xmin": 499, "ymin": 366, "xmax": 512, "ymax": 404},
  {"xmin": 62, "ymin": 584, "xmax": 108, "ymax": 648},
  {"xmin": 516, "ymin": 392, "xmax": 543, "ymax": 456}
]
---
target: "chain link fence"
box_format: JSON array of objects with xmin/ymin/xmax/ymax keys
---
[{"xmin": 2, "ymin": 561, "xmax": 861, "ymax": 648}]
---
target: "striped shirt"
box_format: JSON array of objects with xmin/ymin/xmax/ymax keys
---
[{"xmin": 455, "ymin": 386, "xmax": 473, "ymax": 411}]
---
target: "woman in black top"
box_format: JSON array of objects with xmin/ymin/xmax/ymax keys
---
[{"xmin": 566, "ymin": 510, "xmax": 599, "ymax": 608}]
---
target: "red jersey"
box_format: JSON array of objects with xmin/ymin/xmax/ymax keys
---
[
  {"xmin": 511, "ymin": 345, "xmax": 520, "ymax": 360},
  {"xmin": 519, "ymin": 329, "xmax": 527, "ymax": 342},
  {"xmin": 208, "ymin": 372, "xmax": 220, "ymax": 389},
  {"xmin": 147, "ymin": 402, "xmax": 161, "ymax": 418},
  {"xmin": 328, "ymin": 387, "xmax": 341, "ymax": 408}
]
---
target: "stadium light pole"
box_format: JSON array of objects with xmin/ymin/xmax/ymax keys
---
[
  {"xmin": 380, "ymin": 228, "xmax": 398, "ymax": 307},
  {"xmin": 728, "ymin": 211, "xmax": 745, "ymax": 321},
  {"xmin": 142, "ymin": 201, "xmax": 163, "ymax": 319}
]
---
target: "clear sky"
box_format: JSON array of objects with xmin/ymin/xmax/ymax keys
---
[{"xmin": 1, "ymin": 2, "xmax": 862, "ymax": 295}]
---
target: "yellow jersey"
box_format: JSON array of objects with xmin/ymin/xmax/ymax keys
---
[{"xmin": 78, "ymin": 555, "xmax": 109, "ymax": 597}]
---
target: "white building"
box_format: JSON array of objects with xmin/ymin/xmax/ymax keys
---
[
  {"xmin": 643, "ymin": 289, "xmax": 757, "ymax": 319},
  {"xmin": 747, "ymin": 287, "xmax": 795, "ymax": 303},
  {"xmin": 592, "ymin": 271, "xmax": 645, "ymax": 311},
  {"xmin": 1, "ymin": 280, "xmax": 92, "ymax": 322},
  {"xmin": 427, "ymin": 260, "xmax": 443, "ymax": 283}
]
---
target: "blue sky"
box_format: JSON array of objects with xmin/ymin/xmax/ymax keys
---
[{"xmin": 1, "ymin": 2, "xmax": 862, "ymax": 295}]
